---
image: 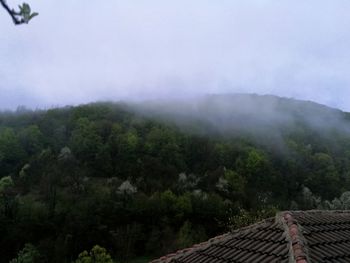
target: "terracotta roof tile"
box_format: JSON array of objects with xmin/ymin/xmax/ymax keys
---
[
  {"xmin": 151, "ymin": 217, "xmax": 289, "ymax": 263},
  {"xmin": 151, "ymin": 210, "xmax": 350, "ymax": 263},
  {"xmin": 289, "ymin": 210, "xmax": 350, "ymax": 262}
]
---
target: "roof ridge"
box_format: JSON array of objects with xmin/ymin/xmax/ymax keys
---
[
  {"xmin": 152, "ymin": 210, "xmax": 350, "ymax": 263},
  {"xmin": 280, "ymin": 212, "xmax": 309, "ymax": 263},
  {"xmin": 286, "ymin": 209, "xmax": 350, "ymax": 213}
]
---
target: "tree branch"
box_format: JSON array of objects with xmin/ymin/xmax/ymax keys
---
[
  {"xmin": 0, "ymin": 0, "xmax": 38, "ymax": 25},
  {"xmin": 0, "ymin": 0, "xmax": 23, "ymax": 25}
]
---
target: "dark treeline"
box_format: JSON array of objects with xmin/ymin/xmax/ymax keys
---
[{"xmin": 1, "ymin": 95, "xmax": 350, "ymax": 262}]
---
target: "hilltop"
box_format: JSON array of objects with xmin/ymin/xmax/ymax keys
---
[{"xmin": 133, "ymin": 94, "xmax": 348, "ymax": 134}]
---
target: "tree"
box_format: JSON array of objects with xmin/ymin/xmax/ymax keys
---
[
  {"xmin": 0, "ymin": 1, "xmax": 38, "ymax": 25},
  {"xmin": 177, "ymin": 221, "xmax": 207, "ymax": 249},
  {"xmin": 0, "ymin": 128, "xmax": 26, "ymax": 176},
  {"xmin": 0, "ymin": 175, "xmax": 17, "ymax": 219},
  {"xmin": 307, "ymin": 152, "xmax": 340, "ymax": 199},
  {"xmin": 9, "ymin": 243, "xmax": 41, "ymax": 263},
  {"xmin": 19, "ymin": 125, "xmax": 44, "ymax": 155},
  {"xmin": 74, "ymin": 245, "xmax": 114, "ymax": 263},
  {"xmin": 69, "ymin": 118, "xmax": 105, "ymax": 175},
  {"xmin": 223, "ymin": 169, "xmax": 246, "ymax": 199}
]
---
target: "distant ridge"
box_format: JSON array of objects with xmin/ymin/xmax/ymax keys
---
[{"xmin": 130, "ymin": 93, "xmax": 349, "ymax": 139}]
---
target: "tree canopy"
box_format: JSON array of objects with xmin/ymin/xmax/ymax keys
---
[{"xmin": 1, "ymin": 98, "xmax": 350, "ymax": 262}]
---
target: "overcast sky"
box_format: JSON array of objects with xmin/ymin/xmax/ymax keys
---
[{"xmin": 1, "ymin": 0, "xmax": 350, "ymax": 110}]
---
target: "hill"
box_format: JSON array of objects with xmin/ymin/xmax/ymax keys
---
[
  {"xmin": 1, "ymin": 94, "xmax": 350, "ymax": 262},
  {"xmin": 133, "ymin": 94, "xmax": 349, "ymax": 135}
]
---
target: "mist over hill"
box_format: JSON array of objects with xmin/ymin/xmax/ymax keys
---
[
  {"xmin": 1, "ymin": 94, "xmax": 350, "ymax": 262},
  {"xmin": 130, "ymin": 94, "xmax": 350, "ymax": 149},
  {"xmin": 132, "ymin": 94, "xmax": 347, "ymax": 131}
]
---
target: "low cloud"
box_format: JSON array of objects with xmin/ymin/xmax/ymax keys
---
[{"xmin": 1, "ymin": 0, "xmax": 350, "ymax": 110}]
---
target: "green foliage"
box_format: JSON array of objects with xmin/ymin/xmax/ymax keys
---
[
  {"xmin": 227, "ymin": 206, "xmax": 278, "ymax": 230},
  {"xmin": 295, "ymin": 188, "xmax": 350, "ymax": 211},
  {"xmin": 18, "ymin": 3, "xmax": 38, "ymax": 23},
  {"xmin": 0, "ymin": 175, "xmax": 17, "ymax": 219},
  {"xmin": 9, "ymin": 243, "xmax": 41, "ymax": 263},
  {"xmin": 246, "ymin": 149, "xmax": 266, "ymax": 172},
  {"xmin": 16, "ymin": 194, "xmax": 48, "ymax": 221},
  {"xmin": 177, "ymin": 221, "xmax": 207, "ymax": 249},
  {"xmin": 0, "ymin": 101, "xmax": 350, "ymax": 262},
  {"xmin": 75, "ymin": 245, "xmax": 113, "ymax": 263},
  {"xmin": 1, "ymin": 1, "xmax": 38, "ymax": 25},
  {"xmin": 0, "ymin": 128, "xmax": 25, "ymax": 176},
  {"xmin": 224, "ymin": 169, "xmax": 246, "ymax": 197},
  {"xmin": 18, "ymin": 125, "xmax": 44, "ymax": 155},
  {"xmin": 0, "ymin": 175, "xmax": 13, "ymax": 193},
  {"xmin": 70, "ymin": 118, "xmax": 103, "ymax": 161}
]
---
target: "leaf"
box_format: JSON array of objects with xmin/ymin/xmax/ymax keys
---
[
  {"xmin": 22, "ymin": 3, "xmax": 31, "ymax": 14},
  {"xmin": 29, "ymin": 12, "xmax": 38, "ymax": 20}
]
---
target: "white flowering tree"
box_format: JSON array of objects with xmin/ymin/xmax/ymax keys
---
[
  {"xmin": 340, "ymin": 192, "xmax": 350, "ymax": 209},
  {"xmin": 117, "ymin": 180, "xmax": 137, "ymax": 195}
]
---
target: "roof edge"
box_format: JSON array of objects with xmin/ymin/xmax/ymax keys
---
[
  {"xmin": 283, "ymin": 209, "xmax": 350, "ymax": 214},
  {"xmin": 152, "ymin": 210, "xmax": 350, "ymax": 263},
  {"xmin": 150, "ymin": 217, "xmax": 276, "ymax": 263},
  {"xmin": 149, "ymin": 233, "xmax": 231, "ymax": 263}
]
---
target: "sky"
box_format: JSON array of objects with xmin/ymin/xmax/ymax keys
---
[{"xmin": 1, "ymin": 0, "xmax": 350, "ymax": 111}]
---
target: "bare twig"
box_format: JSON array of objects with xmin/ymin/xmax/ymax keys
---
[{"xmin": 0, "ymin": 0, "xmax": 24, "ymax": 25}]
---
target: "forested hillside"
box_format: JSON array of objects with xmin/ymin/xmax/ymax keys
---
[{"xmin": 1, "ymin": 94, "xmax": 350, "ymax": 262}]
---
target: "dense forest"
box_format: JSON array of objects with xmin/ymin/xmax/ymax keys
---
[{"xmin": 1, "ymin": 94, "xmax": 350, "ymax": 262}]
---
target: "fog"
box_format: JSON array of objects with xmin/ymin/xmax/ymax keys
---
[
  {"xmin": 132, "ymin": 94, "xmax": 347, "ymax": 133},
  {"xmin": 125, "ymin": 93, "xmax": 350, "ymax": 155},
  {"xmin": 1, "ymin": 1, "xmax": 350, "ymax": 110}
]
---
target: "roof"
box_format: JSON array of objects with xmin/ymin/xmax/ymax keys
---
[{"xmin": 151, "ymin": 210, "xmax": 350, "ymax": 263}]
